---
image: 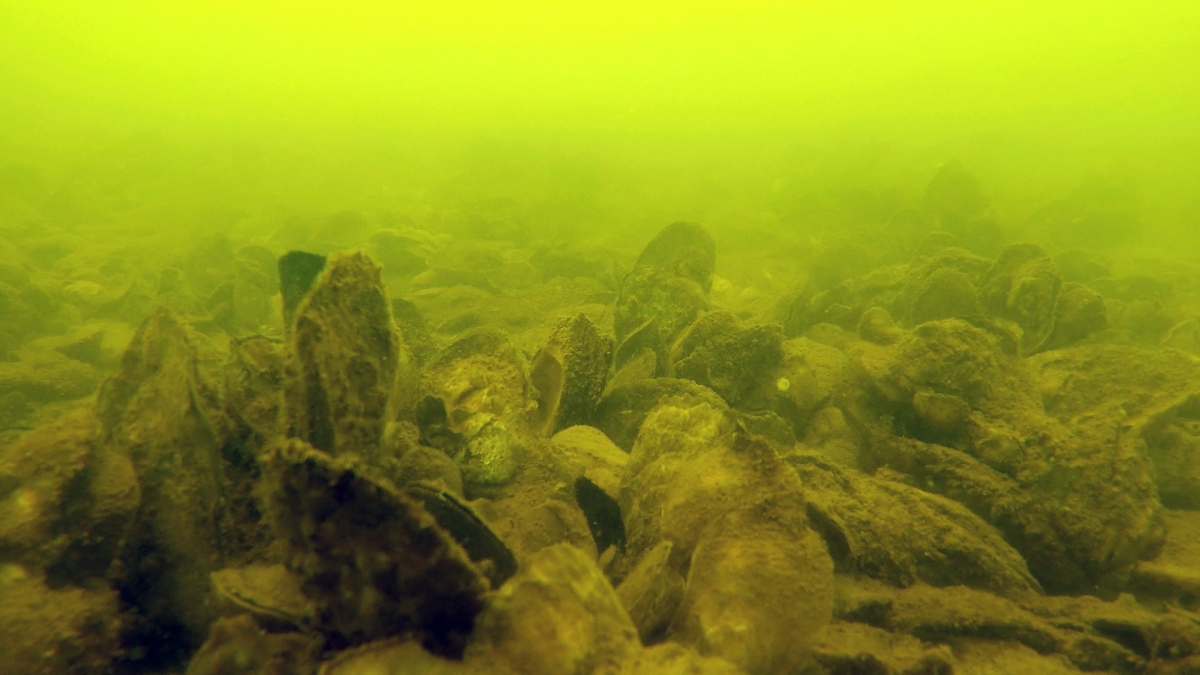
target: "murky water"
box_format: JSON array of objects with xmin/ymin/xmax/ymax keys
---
[{"xmin": 1, "ymin": 3, "xmax": 1199, "ymax": 674}]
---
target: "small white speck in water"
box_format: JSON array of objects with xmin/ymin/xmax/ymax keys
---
[{"xmin": 776, "ymin": 377, "xmax": 791, "ymax": 392}]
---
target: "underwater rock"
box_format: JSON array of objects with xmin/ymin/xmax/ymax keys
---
[
  {"xmin": 283, "ymin": 251, "xmax": 403, "ymax": 463},
  {"xmin": 417, "ymin": 329, "xmax": 532, "ymax": 473},
  {"xmin": 856, "ymin": 319, "xmax": 1164, "ymax": 593},
  {"xmin": 0, "ymin": 567, "xmax": 122, "ymax": 675},
  {"xmin": 979, "ymin": 243, "xmax": 1062, "ymax": 355},
  {"xmin": 616, "ymin": 540, "xmax": 685, "ymax": 644},
  {"xmin": 529, "ymin": 312, "xmax": 613, "ymax": 436},
  {"xmin": 789, "ymin": 452, "xmax": 1041, "ymax": 597},
  {"xmin": 185, "ymin": 614, "xmax": 320, "ymax": 675},
  {"xmin": 464, "ymin": 543, "xmax": 642, "ymax": 675},
  {"xmin": 592, "ymin": 377, "xmax": 728, "ymax": 452},
  {"xmin": 0, "ymin": 409, "xmax": 139, "ymax": 584},
  {"xmin": 613, "ymin": 222, "xmax": 716, "ymax": 371},
  {"xmin": 261, "ymin": 439, "xmax": 492, "ymax": 656},
  {"xmin": 225, "ymin": 335, "xmax": 286, "ymax": 441},
  {"xmin": 1031, "ymin": 344, "xmax": 1200, "ymax": 510},
  {"xmin": 96, "ymin": 308, "xmax": 249, "ymax": 650},
  {"xmin": 666, "ymin": 310, "xmax": 784, "ymax": 411}
]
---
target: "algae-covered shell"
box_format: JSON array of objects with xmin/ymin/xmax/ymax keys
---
[
  {"xmin": 401, "ymin": 482, "xmax": 518, "ymax": 588},
  {"xmin": 211, "ymin": 564, "xmax": 311, "ymax": 632}
]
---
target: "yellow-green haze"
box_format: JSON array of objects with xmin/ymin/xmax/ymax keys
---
[{"xmin": 1, "ymin": 0, "xmax": 1197, "ymax": 243}]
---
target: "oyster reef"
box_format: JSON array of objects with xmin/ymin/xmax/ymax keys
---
[{"xmin": 2, "ymin": 3, "xmax": 1200, "ymax": 675}]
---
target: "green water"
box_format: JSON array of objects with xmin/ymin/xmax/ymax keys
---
[{"xmin": 2, "ymin": 3, "xmax": 1200, "ymax": 674}]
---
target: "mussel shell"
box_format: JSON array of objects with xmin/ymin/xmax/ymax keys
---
[{"xmin": 402, "ymin": 482, "xmax": 519, "ymax": 587}]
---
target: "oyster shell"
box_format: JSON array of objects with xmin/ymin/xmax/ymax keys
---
[
  {"xmin": 613, "ymin": 222, "xmax": 716, "ymax": 371},
  {"xmin": 210, "ymin": 564, "xmax": 310, "ymax": 632},
  {"xmin": 261, "ymin": 439, "xmax": 491, "ymax": 657},
  {"xmin": 282, "ymin": 251, "xmax": 403, "ymax": 461}
]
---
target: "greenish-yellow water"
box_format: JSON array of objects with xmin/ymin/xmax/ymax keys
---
[
  {"xmin": 2, "ymin": 3, "xmax": 1200, "ymax": 674},
  {"xmin": 2, "ymin": 2, "xmax": 1197, "ymax": 233}
]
